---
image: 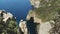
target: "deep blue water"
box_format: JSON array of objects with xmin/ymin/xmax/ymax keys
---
[{"xmin": 0, "ymin": 0, "xmax": 32, "ymax": 23}]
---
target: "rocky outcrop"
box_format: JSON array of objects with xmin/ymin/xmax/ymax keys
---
[
  {"xmin": 26, "ymin": 10, "xmax": 60, "ymax": 34},
  {"xmin": 26, "ymin": 10, "xmax": 49, "ymax": 34},
  {"xmin": 0, "ymin": 10, "xmax": 20, "ymax": 34},
  {"xmin": 3, "ymin": 11, "xmax": 13, "ymax": 23},
  {"xmin": 26, "ymin": 11, "xmax": 42, "ymax": 34},
  {"xmin": 30, "ymin": 0, "xmax": 50, "ymax": 8},
  {"xmin": 30, "ymin": 0, "xmax": 40, "ymax": 8},
  {"xmin": 26, "ymin": 0, "xmax": 60, "ymax": 34},
  {"xmin": 19, "ymin": 20, "xmax": 28, "ymax": 34},
  {"xmin": 26, "ymin": 10, "xmax": 41, "ymax": 23},
  {"xmin": 38, "ymin": 21, "xmax": 55, "ymax": 34}
]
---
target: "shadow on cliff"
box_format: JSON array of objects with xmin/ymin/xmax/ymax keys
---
[
  {"xmin": 27, "ymin": 17, "xmax": 38, "ymax": 34},
  {"xmin": 19, "ymin": 17, "xmax": 40, "ymax": 34}
]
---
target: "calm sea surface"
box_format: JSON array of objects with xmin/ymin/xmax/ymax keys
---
[{"xmin": 0, "ymin": 0, "xmax": 32, "ymax": 23}]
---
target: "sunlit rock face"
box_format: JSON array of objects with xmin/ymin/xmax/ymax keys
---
[
  {"xmin": 30, "ymin": 0, "xmax": 50, "ymax": 8},
  {"xmin": 30, "ymin": 0, "xmax": 40, "ymax": 8},
  {"xmin": 26, "ymin": 10, "xmax": 42, "ymax": 23},
  {"xmin": 26, "ymin": 10, "xmax": 57, "ymax": 34},
  {"xmin": 38, "ymin": 21, "xmax": 55, "ymax": 34},
  {"xmin": 26, "ymin": 10, "xmax": 41, "ymax": 34},
  {"xmin": 30, "ymin": 0, "xmax": 56, "ymax": 8},
  {"xmin": 19, "ymin": 20, "xmax": 28, "ymax": 34},
  {"xmin": 26, "ymin": 10, "xmax": 60, "ymax": 34},
  {"xmin": 0, "ymin": 10, "xmax": 19, "ymax": 34},
  {"xmin": 28, "ymin": 0, "xmax": 60, "ymax": 34}
]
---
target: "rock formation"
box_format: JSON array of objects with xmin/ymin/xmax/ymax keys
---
[
  {"xmin": 26, "ymin": 10, "xmax": 55, "ymax": 34},
  {"xmin": 0, "ymin": 10, "xmax": 20, "ymax": 34},
  {"xmin": 26, "ymin": 0, "xmax": 60, "ymax": 34},
  {"xmin": 19, "ymin": 20, "xmax": 28, "ymax": 34},
  {"xmin": 30, "ymin": 0, "xmax": 40, "ymax": 8}
]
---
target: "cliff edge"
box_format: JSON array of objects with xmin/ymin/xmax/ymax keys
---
[
  {"xmin": 26, "ymin": 10, "xmax": 41, "ymax": 23},
  {"xmin": 26, "ymin": 0, "xmax": 60, "ymax": 34}
]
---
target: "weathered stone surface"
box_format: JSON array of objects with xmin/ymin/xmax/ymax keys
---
[
  {"xmin": 19, "ymin": 20, "xmax": 28, "ymax": 34},
  {"xmin": 26, "ymin": 10, "xmax": 41, "ymax": 23},
  {"xmin": 38, "ymin": 21, "xmax": 54, "ymax": 34},
  {"xmin": 26, "ymin": 0, "xmax": 60, "ymax": 34},
  {"xmin": 26, "ymin": 10, "xmax": 60, "ymax": 34},
  {"xmin": 30, "ymin": 0, "xmax": 40, "ymax": 8}
]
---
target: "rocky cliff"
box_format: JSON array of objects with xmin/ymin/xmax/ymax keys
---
[
  {"xmin": 26, "ymin": 9, "xmax": 55, "ymax": 34},
  {"xmin": 30, "ymin": 0, "xmax": 40, "ymax": 8},
  {"xmin": 0, "ymin": 10, "xmax": 20, "ymax": 34},
  {"xmin": 26, "ymin": 0, "xmax": 60, "ymax": 34},
  {"xmin": 19, "ymin": 20, "xmax": 28, "ymax": 34}
]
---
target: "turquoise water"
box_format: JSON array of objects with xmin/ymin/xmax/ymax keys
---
[{"xmin": 0, "ymin": 0, "xmax": 32, "ymax": 23}]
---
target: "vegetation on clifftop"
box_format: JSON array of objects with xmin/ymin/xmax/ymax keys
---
[{"xmin": 33, "ymin": 0, "xmax": 60, "ymax": 21}]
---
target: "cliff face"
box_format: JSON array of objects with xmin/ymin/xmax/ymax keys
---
[
  {"xmin": 30, "ymin": 0, "xmax": 40, "ymax": 8},
  {"xmin": 30, "ymin": 0, "xmax": 60, "ymax": 8},
  {"xmin": 26, "ymin": 9, "xmax": 60, "ymax": 34},
  {"xmin": 26, "ymin": 10, "xmax": 41, "ymax": 34},
  {"xmin": 29, "ymin": 0, "xmax": 59, "ymax": 22},
  {"xmin": 26, "ymin": 0, "xmax": 60, "ymax": 34},
  {"xmin": 29, "ymin": 0, "xmax": 60, "ymax": 22},
  {"xmin": 26, "ymin": 10, "xmax": 41, "ymax": 23},
  {"xmin": 26, "ymin": 10, "xmax": 55, "ymax": 34},
  {"xmin": 19, "ymin": 20, "xmax": 28, "ymax": 34}
]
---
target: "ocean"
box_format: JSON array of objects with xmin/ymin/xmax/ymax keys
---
[{"xmin": 0, "ymin": 0, "xmax": 32, "ymax": 23}]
